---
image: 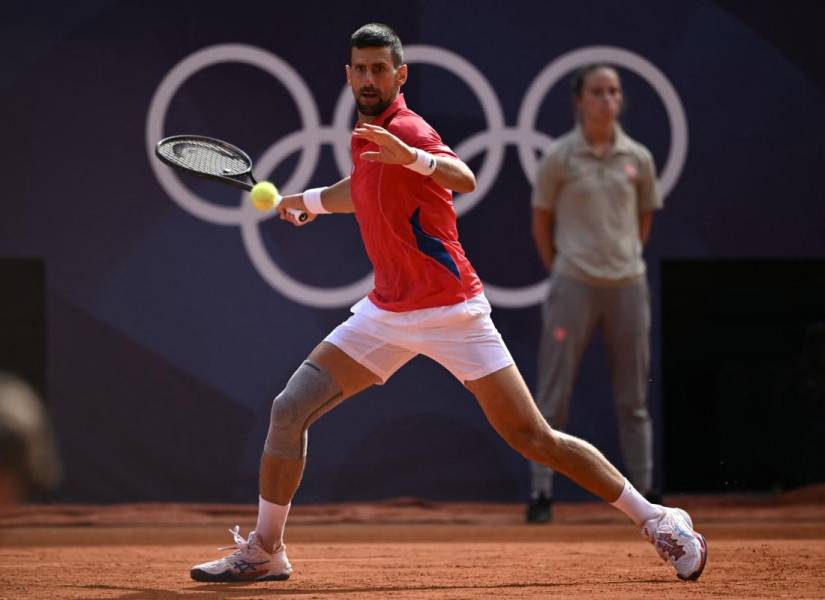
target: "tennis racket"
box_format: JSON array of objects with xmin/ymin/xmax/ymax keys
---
[{"xmin": 154, "ymin": 134, "xmax": 308, "ymax": 222}]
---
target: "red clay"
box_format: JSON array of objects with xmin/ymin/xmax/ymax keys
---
[{"xmin": 1, "ymin": 490, "xmax": 824, "ymax": 599}]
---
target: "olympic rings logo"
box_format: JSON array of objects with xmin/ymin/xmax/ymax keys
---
[{"xmin": 146, "ymin": 44, "xmax": 687, "ymax": 308}]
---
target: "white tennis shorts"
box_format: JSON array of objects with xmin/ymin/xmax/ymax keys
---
[{"xmin": 324, "ymin": 293, "xmax": 514, "ymax": 384}]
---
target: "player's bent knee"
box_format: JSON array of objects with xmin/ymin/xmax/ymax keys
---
[
  {"xmin": 503, "ymin": 425, "xmax": 552, "ymax": 462},
  {"xmin": 518, "ymin": 427, "xmax": 563, "ymax": 464},
  {"xmin": 263, "ymin": 361, "xmax": 343, "ymax": 460}
]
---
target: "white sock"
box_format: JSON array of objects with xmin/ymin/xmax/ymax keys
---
[
  {"xmin": 255, "ymin": 495, "xmax": 290, "ymax": 552},
  {"xmin": 610, "ymin": 479, "xmax": 661, "ymax": 526}
]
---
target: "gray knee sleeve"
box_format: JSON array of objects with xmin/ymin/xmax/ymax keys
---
[{"xmin": 263, "ymin": 361, "xmax": 342, "ymax": 459}]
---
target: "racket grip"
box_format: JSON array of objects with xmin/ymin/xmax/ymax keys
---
[{"xmin": 287, "ymin": 207, "xmax": 309, "ymax": 223}]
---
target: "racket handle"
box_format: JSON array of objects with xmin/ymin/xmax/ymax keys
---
[{"xmin": 287, "ymin": 207, "xmax": 309, "ymax": 223}]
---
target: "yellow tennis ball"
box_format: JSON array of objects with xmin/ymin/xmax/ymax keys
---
[{"xmin": 250, "ymin": 181, "xmax": 279, "ymax": 212}]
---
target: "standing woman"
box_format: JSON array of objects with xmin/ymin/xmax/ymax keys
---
[{"xmin": 528, "ymin": 64, "xmax": 661, "ymax": 523}]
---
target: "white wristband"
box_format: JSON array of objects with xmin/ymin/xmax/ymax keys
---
[
  {"xmin": 303, "ymin": 187, "xmax": 330, "ymax": 214},
  {"xmin": 404, "ymin": 149, "xmax": 437, "ymax": 176}
]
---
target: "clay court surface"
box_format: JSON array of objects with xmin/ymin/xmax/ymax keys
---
[{"xmin": 2, "ymin": 488, "xmax": 825, "ymax": 599}]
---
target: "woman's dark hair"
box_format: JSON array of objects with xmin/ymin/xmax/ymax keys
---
[
  {"xmin": 571, "ymin": 63, "xmax": 621, "ymax": 98},
  {"xmin": 350, "ymin": 23, "xmax": 403, "ymax": 67}
]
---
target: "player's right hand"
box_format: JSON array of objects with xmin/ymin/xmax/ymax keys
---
[{"xmin": 278, "ymin": 194, "xmax": 317, "ymax": 226}]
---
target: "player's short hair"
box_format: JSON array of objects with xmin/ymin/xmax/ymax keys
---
[{"xmin": 350, "ymin": 23, "xmax": 404, "ymax": 67}]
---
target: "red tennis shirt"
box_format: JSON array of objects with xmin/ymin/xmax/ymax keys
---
[{"xmin": 350, "ymin": 94, "xmax": 484, "ymax": 312}]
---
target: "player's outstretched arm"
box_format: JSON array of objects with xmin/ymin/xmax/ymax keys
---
[
  {"xmin": 428, "ymin": 155, "xmax": 476, "ymax": 195},
  {"xmin": 278, "ymin": 177, "xmax": 353, "ymax": 226},
  {"xmin": 354, "ymin": 124, "xmax": 476, "ymax": 194}
]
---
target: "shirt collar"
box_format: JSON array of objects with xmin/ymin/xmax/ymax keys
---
[
  {"xmin": 572, "ymin": 124, "xmax": 633, "ymax": 156},
  {"xmin": 370, "ymin": 93, "xmax": 407, "ymax": 128}
]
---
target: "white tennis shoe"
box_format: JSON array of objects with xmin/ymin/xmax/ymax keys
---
[
  {"xmin": 641, "ymin": 506, "xmax": 708, "ymax": 581},
  {"xmin": 190, "ymin": 525, "xmax": 292, "ymax": 582}
]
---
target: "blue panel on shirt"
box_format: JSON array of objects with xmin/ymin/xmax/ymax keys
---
[{"xmin": 409, "ymin": 207, "xmax": 461, "ymax": 280}]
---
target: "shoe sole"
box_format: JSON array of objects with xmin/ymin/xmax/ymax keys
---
[
  {"xmin": 677, "ymin": 533, "xmax": 708, "ymax": 582},
  {"xmin": 525, "ymin": 512, "xmax": 552, "ymax": 524},
  {"xmin": 190, "ymin": 569, "xmax": 291, "ymax": 582}
]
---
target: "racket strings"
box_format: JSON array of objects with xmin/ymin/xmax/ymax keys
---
[{"xmin": 158, "ymin": 139, "xmax": 250, "ymax": 177}]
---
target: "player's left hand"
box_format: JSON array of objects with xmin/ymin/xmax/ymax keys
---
[{"xmin": 354, "ymin": 123, "xmax": 417, "ymax": 166}]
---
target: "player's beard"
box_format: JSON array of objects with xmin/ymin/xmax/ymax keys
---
[{"xmin": 355, "ymin": 86, "xmax": 397, "ymax": 116}]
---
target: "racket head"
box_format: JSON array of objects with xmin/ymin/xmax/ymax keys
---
[{"xmin": 155, "ymin": 135, "xmax": 255, "ymax": 190}]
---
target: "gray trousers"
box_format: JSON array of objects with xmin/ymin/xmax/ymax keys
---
[{"xmin": 530, "ymin": 273, "xmax": 653, "ymax": 497}]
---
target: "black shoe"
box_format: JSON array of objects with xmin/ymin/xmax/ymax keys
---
[{"xmin": 526, "ymin": 493, "xmax": 553, "ymax": 523}]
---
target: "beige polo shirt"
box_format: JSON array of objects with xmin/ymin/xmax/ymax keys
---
[{"xmin": 531, "ymin": 125, "xmax": 661, "ymax": 284}]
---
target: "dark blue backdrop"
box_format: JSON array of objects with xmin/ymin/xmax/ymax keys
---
[{"xmin": 2, "ymin": 0, "xmax": 824, "ymax": 503}]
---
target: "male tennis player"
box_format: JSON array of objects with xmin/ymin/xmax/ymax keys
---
[{"xmin": 191, "ymin": 23, "xmax": 707, "ymax": 583}]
